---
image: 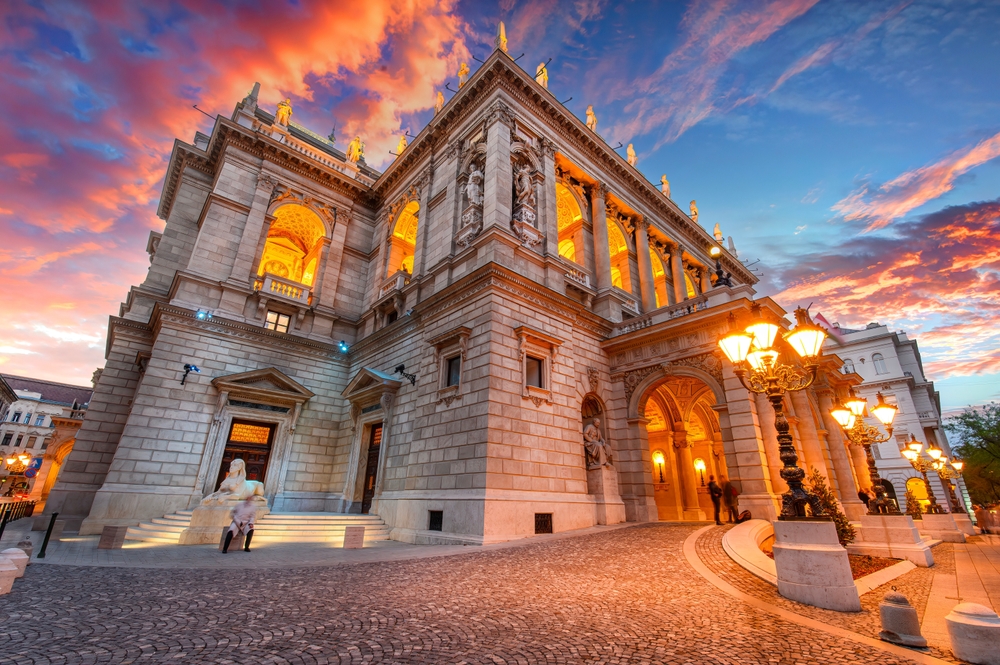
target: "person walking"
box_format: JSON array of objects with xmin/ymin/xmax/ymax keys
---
[
  {"xmin": 721, "ymin": 476, "xmax": 740, "ymax": 523},
  {"xmin": 707, "ymin": 475, "xmax": 723, "ymax": 525},
  {"xmin": 222, "ymin": 497, "xmax": 257, "ymax": 554}
]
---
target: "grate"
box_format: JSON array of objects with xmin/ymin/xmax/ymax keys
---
[
  {"xmin": 534, "ymin": 513, "xmax": 553, "ymax": 534},
  {"xmin": 428, "ymin": 510, "xmax": 443, "ymax": 531}
]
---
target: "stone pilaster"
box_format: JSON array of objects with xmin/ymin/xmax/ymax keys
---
[
  {"xmin": 634, "ymin": 218, "xmax": 657, "ymax": 312},
  {"xmin": 590, "ymin": 183, "xmax": 611, "ymax": 292},
  {"xmin": 670, "ymin": 242, "xmax": 686, "ymax": 303},
  {"xmin": 721, "ymin": 364, "xmax": 777, "ymax": 521},
  {"xmin": 482, "ymin": 102, "xmax": 514, "ymax": 233},
  {"xmin": 227, "ymin": 171, "xmax": 278, "ymax": 286},
  {"xmin": 816, "ymin": 387, "xmax": 866, "ymax": 520}
]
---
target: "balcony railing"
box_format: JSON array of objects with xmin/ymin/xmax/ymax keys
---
[
  {"xmin": 565, "ymin": 267, "xmax": 592, "ymax": 289},
  {"xmin": 610, "ymin": 293, "xmax": 711, "ymax": 337},
  {"xmin": 379, "ymin": 270, "xmax": 411, "ymax": 299},
  {"xmin": 258, "ymin": 273, "xmax": 311, "ymax": 305}
]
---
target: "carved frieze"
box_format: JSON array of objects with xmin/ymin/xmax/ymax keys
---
[
  {"xmin": 587, "ymin": 367, "xmax": 600, "ymax": 394},
  {"xmin": 623, "ymin": 364, "xmax": 661, "ymax": 404}
]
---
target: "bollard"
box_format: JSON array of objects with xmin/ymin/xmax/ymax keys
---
[
  {"xmin": 36, "ymin": 512, "xmax": 59, "ymax": 559},
  {"xmin": 879, "ymin": 591, "xmax": 927, "ymax": 647},
  {"xmin": 946, "ymin": 603, "xmax": 1000, "ymax": 665}
]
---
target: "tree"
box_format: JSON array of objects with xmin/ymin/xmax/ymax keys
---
[
  {"xmin": 945, "ymin": 402, "xmax": 1000, "ymax": 506},
  {"xmin": 806, "ymin": 467, "xmax": 855, "ymax": 546},
  {"xmin": 904, "ymin": 487, "xmax": 923, "ymax": 520}
]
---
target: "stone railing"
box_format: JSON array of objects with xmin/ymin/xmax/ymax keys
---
[
  {"xmin": 610, "ymin": 293, "xmax": 711, "ymax": 337},
  {"xmin": 564, "ymin": 266, "xmax": 591, "ymax": 289},
  {"xmin": 917, "ymin": 411, "xmax": 934, "ymax": 420},
  {"xmin": 614, "ymin": 316, "xmax": 653, "ymax": 336},
  {"xmin": 613, "ymin": 288, "xmax": 640, "ymax": 315},
  {"xmin": 663, "ymin": 293, "xmax": 709, "ymax": 319},
  {"xmin": 260, "ymin": 273, "xmax": 311, "ymax": 305},
  {"xmin": 379, "ymin": 271, "xmax": 411, "ymax": 299}
]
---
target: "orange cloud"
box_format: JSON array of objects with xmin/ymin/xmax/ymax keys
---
[
  {"xmin": 832, "ymin": 130, "xmax": 1000, "ymax": 232},
  {"xmin": 3, "ymin": 153, "xmax": 49, "ymax": 168}
]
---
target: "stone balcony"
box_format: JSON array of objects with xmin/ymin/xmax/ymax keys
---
[
  {"xmin": 379, "ymin": 270, "xmax": 411, "ymax": 299},
  {"xmin": 609, "ymin": 284, "xmax": 755, "ymax": 337},
  {"xmin": 257, "ymin": 273, "xmax": 311, "ymax": 306}
]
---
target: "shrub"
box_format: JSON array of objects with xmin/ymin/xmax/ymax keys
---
[{"xmin": 806, "ymin": 467, "xmax": 856, "ymax": 546}]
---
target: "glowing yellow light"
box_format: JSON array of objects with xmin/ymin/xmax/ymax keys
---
[
  {"xmin": 830, "ymin": 401, "xmax": 853, "ymax": 428},
  {"xmin": 718, "ymin": 331, "xmax": 753, "ymax": 364},
  {"xmin": 870, "ymin": 391, "xmax": 898, "ymax": 427},
  {"xmin": 785, "ymin": 324, "xmax": 827, "ymax": 358},
  {"xmin": 709, "ymin": 246, "xmax": 721, "ymax": 257},
  {"xmin": 746, "ymin": 321, "xmax": 779, "ymax": 351},
  {"xmin": 907, "ymin": 436, "xmax": 923, "ymax": 454},
  {"xmin": 927, "ymin": 443, "xmax": 943, "ymax": 460},
  {"xmin": 746, "ymin": 349, "xmax": 779, "ymax": 371},
  {"xmin": 902, "ymin": 448, "xmax": 917, "ymax": 461},
  {"xmin": 652, "ymin": 450, "xmax": 665, "ymax": 466},
  {"xmin": 693, "ymin": 458, "xmax": 706, "ymax": 471},
  {"xmin": 845, "ymin": 391, "xmax": 868, "ymax": 417},
  {"xmin": 951, "ymin": 459, "xmax": 964, "ymax": 471}
]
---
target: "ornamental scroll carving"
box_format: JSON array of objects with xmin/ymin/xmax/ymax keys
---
[
  {"xmin": 623, "ymin": 365, "xmax": 661, "ymax": 404},
  {"xmin": 487, "ymin": 100, "xmax": 516, "ymax": 128},
  {"xmin": 664, "ymin": 352, "xmax": 724, "ymax": 385}
]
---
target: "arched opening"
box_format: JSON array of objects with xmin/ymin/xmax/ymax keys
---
[
  {"xmin": 257, "ymin": 204, "xmax": 327, "ymax": 287},
  {"xmin": 387, "ymin": 200, "xmax": 419, "ymax": 276},
  {"xmin": 556, "ymin": 183, "xmax": 585, "ymax": 265},
  {"xmin": 649, "ymin": 247, "xmax": 672, "ymax": 308},
  {"xmin": 684, "ymin": 272, "xmax": 698, "ymax": 298},
  {"xmin": 639, "ymin": 374, "xmax": 726, "ymax": 521},
  {"xmin": 608, "ymin": 218, "xmax": 632, "ymax": 292},
  {"xmin": 906, "ymin": 477, "xmax": 929, "ymax": 512}
]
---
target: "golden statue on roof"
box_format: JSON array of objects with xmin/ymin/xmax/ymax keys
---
[
  {"xmin": 275, "ymin": 98, "xmax": 292, "ymax": 126},
  {"xmin": 458, "ymin": 62, "xmax": 470, "ymax": 88},
  {"xmin": 347, "ymin": 135, "xmax": 365, "ymax": 164},
  {"xmin": 535, "ymin": 62, "xmax": 548, "ymax": 89}
]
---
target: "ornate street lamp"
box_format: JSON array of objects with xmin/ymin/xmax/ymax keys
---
[
  {"xmin": 900, "ymin": 435, "xmax": 946, "ymax": 514},
  {"xmin": 3, "ymin": 453, "xmax": 31, "ymax": 475},
  {"xmin": 830, "ymin": 390, "xmax": 899, "ymax": 514},
  {"xmin": 932, "ymin": 456, "xmax": 964, "ymax": 513},
  {"xmin": 718, "ymin": 303, "xmax": 828, "ymax": 519},
  {"xmin": 709, "ymin": 246, "xmax": 733, "ymax": 287}
]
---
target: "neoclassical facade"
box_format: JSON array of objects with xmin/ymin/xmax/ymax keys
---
[{"xmin": 46, "ymin": 47, "xmax": 874, "ymax": 542}]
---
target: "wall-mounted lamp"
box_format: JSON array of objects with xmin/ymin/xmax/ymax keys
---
[
  {"xmin": 195, "ymin": 310, "xmax": 213, "ymax": 321},
  {"xmin": 652, "ymin": 450, "xmax": 666, "ymax": 483},
  {"xmin": 394, "ymin": 364, "xmax": 417, "ymax": 386},
  {"xmin": 694, "ymin": 457, "xmax": 707, "ymax": 486},
  {"xmin": 338, "ymin": 340, "xmax": 349, "ymax": 354},
  {"xmin": 181, "ymin": 363, "xmax": 201, "ymax": 385}
]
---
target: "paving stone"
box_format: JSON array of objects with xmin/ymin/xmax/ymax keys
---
[{"xmin": 0, "ymin": 524, "xmax": 934, "ymax": 664}]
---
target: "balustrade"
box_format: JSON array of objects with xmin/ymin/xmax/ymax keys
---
[
  {"xmin": 258, "ymin": 273, "xmax": 311, "ymax": 305},
  {"xmin": 379, "ymin": 271, "xmax": 411, "ymax": 299}
]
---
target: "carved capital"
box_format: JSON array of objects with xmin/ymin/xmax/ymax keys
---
[
  {"xmin": 256, "ymin": 173, "xmax": 279, "ymax": 193},
  {"xmin": 487, "ymin": 100, "xmax": 516, "ymax": 128},
  {"xmin": 539, "ymin": 137, "xmax": 557, "ymax": 158}
]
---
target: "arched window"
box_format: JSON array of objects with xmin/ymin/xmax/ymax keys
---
[
  {"xmin": 684, "ymin": 272, "xmax": 698, "ymax": 298},
  {"xmin": 556, "ymin": 183, "xmax": 584, "ymax": 265},
  {"xmin": 649, "ymin": 247, "xmax": 670, "ymax": 309},
  {"xmin": 257, "ymin": 204, "xmax": 327, "ymax": 287},
  {"xmin": 842, "ymin": 359, "xmax": 855, "ymax": 374},
  {"xmin": 387, "ymin": 201, "xmax": 419, "ymax": 276},
  {"xmin": 607, "ymin": 218, "xmax": 632, "ymax": 292},
  {"xmin": 872, "ymin": 353, "xmax": 888, "ymax": 375}
]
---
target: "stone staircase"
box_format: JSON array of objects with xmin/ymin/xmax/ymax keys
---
[{"xmin": 125, "ymin": 511, "xmax": 389, "ymax": 545}]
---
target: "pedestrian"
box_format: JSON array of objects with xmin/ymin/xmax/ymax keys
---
[
  {"xmin": 721, "ymin": 476, "xmax": 740, "ymax": 523},
  {"xmin": 707, "ymin": 475, "xmax": 723, "ymax": 525},
  {"xmin": 858, "ymin": 488, "xmax": 871, "ymax": 508},
  {"xmin": 222, "ymin": 497, "xmax": 257, "ymax": 554}
]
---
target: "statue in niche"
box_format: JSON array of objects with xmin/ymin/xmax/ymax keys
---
[
  {"xmin": 714, "ymin": 222, "xmax": 724, "ymax": 242},
  {"xmin": 584, "ymin": 419, "xmax": 613, "ymax": 469},
  {"xmin": 347, "ymin": 135, "xmax": 365, "ymax": 164},
  {"xmin": 514, "ymin": 165, "xmax": 536, "ymax": 209},
  {"xmin": 689, "ymin": 199, "xmax": 699, "ymax": 224},
  {"xmin": 586, "ymin": 105, "xmax": 598, "ymax": 132},
  {"xmin": 275, "ymin": 98, "xmax": 293, "ymax": 126},
  {"xmin": 535, "ymin": 62, "xmax": 549, "ymax": 89},
  {"xmin": 435, "ymin": 91, "xmax": 445, "ymax": 114},
  {"xmin": 660, "ymin": 175, "xmax": 671, "ymax": 198},
  {"xmin": 466, "ymin": 163, "xmax": 484, "ymax": 206},
  {"xmin": 458, "ymin": 62, "xmax": 470, "ymax": 88},
  {"xmin": 202, "ymin": 458, "xmax": 266, "ymax": 505},
  {"xmin": 396, "ymin": 134, "xmax": 408, "ymax": 155},
  {"xmin": 627, "ymin": 143, "xmax": 637, "ymax": 167}
]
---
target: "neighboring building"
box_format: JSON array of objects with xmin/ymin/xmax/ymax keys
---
[
  {"xmin": 0, "ymin": 376, "xmax": 16, "ymax": 423},
  {"xmin": 0, "ymin": 374, "xmax": 93, "ymax": 501},
  {"xmin": 46, "ymin": 42, "xmax": 871, "ymax": 541},
  {"xmin": 825, "ymin": 323, "xmax": 969, "ymax": 514}
]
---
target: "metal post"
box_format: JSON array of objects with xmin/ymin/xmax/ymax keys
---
[
  {"xmin": 0, "ymin": 508, "xmax": 11, "ymax": 542},
  {"xmin": 37, "ymin": 512, "xmax": 59, "ymax": 559}
]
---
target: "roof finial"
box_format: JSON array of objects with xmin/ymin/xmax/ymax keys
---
[{"xmin": 495, "ymin": 21, "xmax": 508, "ymax": 53}]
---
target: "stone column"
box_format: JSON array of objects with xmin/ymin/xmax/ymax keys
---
[
  {"xmin": 482, "ymin": 102, "xmax": 514, "ymax": 233},
  {"xmin": 590, "ymin": 183, "xmax": 611, "ymax": 292},
  {"xmin": 815, "ymin": 388, "xmax": 865, "ymax": 519},
  {"xmin": 634, "ymin": 218, "xmax": 657, "ymax": 312},
  {"xmin": 755, "ymin": 392, "xmax": 786, "ymax": 494},
  {"xmin": 540, "ymin": 140, "xmax": 562, "ymax": 290},
  {"xmin": 670, "ymin": 242, "xmax": 686, "ymax": 302},
  {"xmin": 789, "ymin": 390, "xmax": 830, "ymax": 480},
  {"xmin": 720, "ymin": 367, "xmax": 777, "ymax": 521},
  {"xmin": 228, "ymin": 172, "xmax": 278, "ymax": 286},
  {"xmin": 317, "ymin": 216, "xmax": 349, "ymax": 311},
  {"xmin": 674, "ymin": 430, "xmax": 705, "ymax": 520},
  {"xmin": 699, "ymin": 266, "xmax": 710, "ymax": 293}
]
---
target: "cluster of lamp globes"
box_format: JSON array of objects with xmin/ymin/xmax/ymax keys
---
[
  {"xmin": 4, "ymin": 452, "xmax": 31, "ymax": 473},
  {"xmin": 901, "ymin": 435, "xmax": 964, "ymax": 474},
  {"xmin": 716, "ymin": 307, "xmax": 828, "ymax": 374}
]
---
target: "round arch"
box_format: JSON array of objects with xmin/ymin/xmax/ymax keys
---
[
  {"xmin": 607, "ymin": 216, "xmax": 632, "ymax": 292},
  {"xmin": 628, "ymin": 366, "xmax": 726, "ymax": 420},
  {"xmin": 258, "ymin": 203, "xmax": 328, "ymax": 287},
  {"xmin": 387, "ymin": 200, "xmax": 419, "ymax": 275}
]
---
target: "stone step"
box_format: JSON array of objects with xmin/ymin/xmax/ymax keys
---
[{"xmin": 124, "ymin": 511, "xmax": 389, "ymax": 544}]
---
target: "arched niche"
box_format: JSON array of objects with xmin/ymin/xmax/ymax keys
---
[
  {"xmin": 258, "ymin": 204, "xmax": 327, "ymax": 287},
  {"xmin": 387, "ymin": 200, "xmax": 419, "ymax": 276}
]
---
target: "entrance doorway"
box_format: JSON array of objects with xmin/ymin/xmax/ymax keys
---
[
  {"xmin": 361, "ymin": 423, "xmax": 383, "ymax": 514},
  {"xmin": 215, "ymin": 420, "xmax": 275, "ymax": 492}
]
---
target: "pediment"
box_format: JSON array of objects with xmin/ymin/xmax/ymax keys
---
[
  {"xmin": 213, "ymin": 367, "xmax": 314, "ymax": 403},
  {"xmin": 342, "ymin": 367, "xmax": 401, "ymax": 402}
]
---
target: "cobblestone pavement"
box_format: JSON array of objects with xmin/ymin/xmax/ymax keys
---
[
  {"xmin": 0, "ymin": 523, "xmax": 936, "ymax": 665},
  {"xmin": 694, "ymin": 524, "xmax": 957, "ymax": 663}
]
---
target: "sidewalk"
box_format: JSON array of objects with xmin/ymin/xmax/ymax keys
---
[{"xmin": 922, "ymin": 534, "xmax": 1000, "ymax": 649}]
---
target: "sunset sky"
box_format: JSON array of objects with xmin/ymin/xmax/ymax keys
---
[{"xmin": 1, "ymin": 0, "xmax": 998, "ymax": 409}]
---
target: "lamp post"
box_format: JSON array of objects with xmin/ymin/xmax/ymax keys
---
[
  {"xmin": 709, "ymin": 246, "xmax": 733, "ymax": 287},
  {"xmin": 830, "ymin": 389, "xmax": 899, "ymax": 515},
  {"xmin": 718, "ymin": 303, "xmax": 828, "ymax": 519},
  {"xmin": 694, "ymin": 458, "xmax": 706, "ymax": 486},
  {"xmin": 652, "ymin": 450, "xmax": 666, "ymax": 483},
  {"xmin": 932, "ymin": 456, "xmax": 964, "ymax": 513},
  {"xmin": 900, "ymin": 435, "xmax": 946, "ymax": 515},
  {"xmin": 4, "ymin": 453, "xmax": 30, "ymax": 475}
]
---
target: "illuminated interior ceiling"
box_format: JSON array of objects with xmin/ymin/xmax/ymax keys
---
[
  {"xmin": 650, "ymin": 248, "xmax": 665, "ymax": 277},
  {"xmin": 685, "ymin": 273, "xmax": 697, "ymax": 298},
  {"xmin": 393, "ymin": 201, "xmax": 419, "ymax": 244},
  {"xmin": 258, "ymin": 204, "xmax": 327, "ymax": 287},
  {"xmin": 645, "ymin": 399, "xmax": 667, "ymax": 432},
  {"xmin": 558, "ymin": 239, "xmax": 576, "ymax": 262},
  {"xmin": 271, "ymin": 204, "xmax": 326, "ymax": 250},
  {"xmin": 556, "ymin": 183, "xmax": 583, "ymax": 231},
  {"xmin": 608, "ymin": 219, "xmax": 628, "ymax": 256}
]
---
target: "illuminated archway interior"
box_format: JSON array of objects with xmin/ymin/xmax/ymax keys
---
[
  {"xmin": 556, "ymin": 183, "xmax": 585, "ymax": 265},
  {"xmin": 257, "ymin": 204, "xmax": 327, "ymax": 287},
  {"xmin": 641, "ymin": 377, "xmax": 725, "ymax": 521},
  {"xmin": 608, "ymin": 218, "xmax": 632, "ymax": 292},
  {"xmin": 649, "ymin": 248, "xmax": 672, "ymax": 308},
  {"xmin": 387, "ymin": 200, "xmax": 419, "ymax": 275}
]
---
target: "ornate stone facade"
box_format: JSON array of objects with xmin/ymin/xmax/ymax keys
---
[{"xmin": 44, "ymin": 47, "xmax": 869, "ymax": 543}]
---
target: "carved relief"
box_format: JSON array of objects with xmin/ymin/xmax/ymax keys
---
[
  {"xmin": 664, "ymin": 352, "xmax": 724, "ymax": 385},
  {"xmin": 623, "ymin": 364, "xmax": 661, "ymax": 404},
  {"xmin": 487, "ymin": 100, "xmax": 516, "ymax": 128},
  {"xmin": 587, "ymin": 367, "xmax": 599, "ymax": 394}
]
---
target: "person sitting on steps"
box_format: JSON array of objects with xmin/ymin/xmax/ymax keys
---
[{"xmin": 222, "ymin": 497, "xmax": 257, "ymax": 554}]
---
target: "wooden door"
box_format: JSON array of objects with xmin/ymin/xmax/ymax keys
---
[
  {"xmin": 361, "ymin": 423, "xmax": 383, "ymax": 514},
  {"xmin": 215, "ymin": 420, "xmax": 275, "ymax": 492}
]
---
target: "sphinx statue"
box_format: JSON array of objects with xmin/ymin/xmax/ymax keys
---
[
  {"xmin": 275, "ymin": 98, "xmax": 293, "ymax": 126},
  {"xmin": 201, "ymin": 458, "xmax": 266, "ymax": 505}
]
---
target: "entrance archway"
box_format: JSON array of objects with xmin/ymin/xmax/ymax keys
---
[{"xmin": 637, "ymin": 372, "xmax": 727, "ymax": 521}]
